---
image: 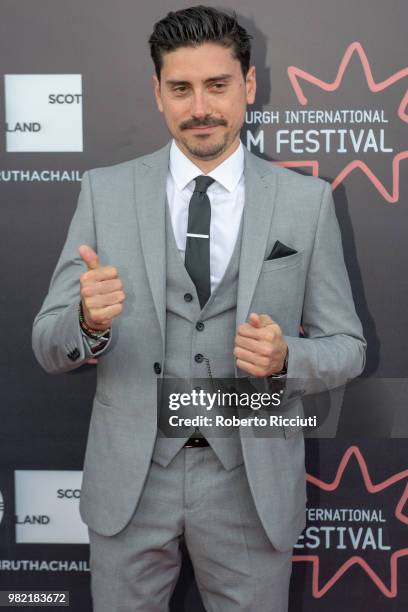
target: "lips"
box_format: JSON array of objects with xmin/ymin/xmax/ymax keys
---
[{"xmin": 189, "ymin": 125, "xmax": 218, "ymax": 131}]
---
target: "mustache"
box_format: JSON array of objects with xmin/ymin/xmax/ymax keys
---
[{"xmin": 180, "ymin": 117, "xmax": 227, "ymax": 130}]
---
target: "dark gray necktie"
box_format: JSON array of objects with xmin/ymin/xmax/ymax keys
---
[{"xmin": 185, "ymin": 175, "xmax": 215, "ymax": 308}]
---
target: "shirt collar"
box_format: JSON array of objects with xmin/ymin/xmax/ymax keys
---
[{"xmin": 169, "ymin": 139, "xmax": 244, "ymax": 193}]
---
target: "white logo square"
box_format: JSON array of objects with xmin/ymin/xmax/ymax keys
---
[
  {"xmin": 5, "ymin": 74, "xmax": 83, "ymax": 152},
  {"xmin": 14, "ymin": 470, "xmax": 88, "ymax": 544}
]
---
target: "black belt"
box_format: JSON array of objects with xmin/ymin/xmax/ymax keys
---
[{"xmin": 183, "ymin": 437, "xmax": 210, "ymax": 448}]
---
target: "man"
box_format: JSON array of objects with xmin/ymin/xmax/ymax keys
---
[{"xmin": 32, "ymin": 6, "xmax": 366, "ymax": 611}]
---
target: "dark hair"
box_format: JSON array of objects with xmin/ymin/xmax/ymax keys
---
[{"xmin": 149, "ymin": 5, "xmax": 252, "ymax": 80}]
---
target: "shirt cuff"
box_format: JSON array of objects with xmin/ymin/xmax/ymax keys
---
[{"xmin": 81, "ymin": 329, "xmax": 111, "ymax": 354}]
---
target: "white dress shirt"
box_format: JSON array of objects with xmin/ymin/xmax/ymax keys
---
[{"xmin": 167, "ymin": 139, "xmax": 245, "ymax": 292}]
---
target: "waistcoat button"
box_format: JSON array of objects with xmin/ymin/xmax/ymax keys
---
[{"xmin": 153, "ymin": 362, "xmax": 161, "ymax": 374}]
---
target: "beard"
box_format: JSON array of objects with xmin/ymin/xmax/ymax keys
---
[
  {"xmin": 177, "ymin": 115, "xmax": 234, "ymax": 160},
  {"xmin": 181, "ymin": 132, "xmax": 230, "ymax": 160}
]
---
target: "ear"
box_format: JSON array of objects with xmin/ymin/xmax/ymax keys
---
[
  {"xmin": 245, "ymin": 65, "xmax": 256, "ymax": 105},
  {"xmin": 153, "ymin": 74, "xmax": 164, "ymax": 113}
]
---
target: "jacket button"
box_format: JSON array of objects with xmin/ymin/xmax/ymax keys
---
[
  {"xmin": 195, "ymin": 321, "xmax": 205, "ymax": 332},
  {"xmin": 194, "ymin": 353, "xmax": 204, "ymax": 363},
  {"xmin": 153, "ymin": 362, "xmax": 162, "ymax": 374},
  {"xmin": 184, "ymin": 293, "xmax": 193, "ymax": 302}
]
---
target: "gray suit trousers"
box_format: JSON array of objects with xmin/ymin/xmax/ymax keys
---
[{"xmin": 88, "ymin": 446, "xmax": 293, "ymax": 612}]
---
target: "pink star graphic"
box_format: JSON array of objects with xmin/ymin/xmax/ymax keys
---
[
  {"xmin": 293, "ymin": 446, "xmax": 408, "ymax": 597},
  {"xmin": 276, "ymin": 42, "xmax": 408, "ymax": 202}
]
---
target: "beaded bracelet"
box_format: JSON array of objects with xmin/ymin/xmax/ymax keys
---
[{"xmin": 78, "ymin": 302, "xmax": 110, "ymax": 339}]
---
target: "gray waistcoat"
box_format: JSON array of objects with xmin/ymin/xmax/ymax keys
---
[{"xmin": 152, "ymin": 201, "xmax": 244, "ymax": 470}]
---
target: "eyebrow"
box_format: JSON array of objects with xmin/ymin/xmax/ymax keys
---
[{"xmin": 165, "ymin": 74, "xmax": 233, "ymax": 87}]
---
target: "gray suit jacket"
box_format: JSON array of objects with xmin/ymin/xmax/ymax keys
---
[{"xmin": 32, "ymin": 141, "xmax": 366, "ymax": 551}]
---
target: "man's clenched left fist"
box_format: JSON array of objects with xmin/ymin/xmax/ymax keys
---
[{"xmin": 234, "ymin": 313, "xmax": 288, "ymax": 377}]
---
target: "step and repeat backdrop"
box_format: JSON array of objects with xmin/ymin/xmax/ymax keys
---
[{"xmin": 1, "ymin": 1, "xmax": 407, "ymax": 610}]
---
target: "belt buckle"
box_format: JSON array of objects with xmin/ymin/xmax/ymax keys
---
[{"xmin": 184, "ymin": 437, "xmax": 208, "ymax": 448}]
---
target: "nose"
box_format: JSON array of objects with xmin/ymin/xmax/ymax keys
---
[{"xmin": 191, "ymin": 90, "xmax": 210, "ymax": 119}]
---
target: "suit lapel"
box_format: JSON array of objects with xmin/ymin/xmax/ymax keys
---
[
  {"xmin": 235, "ymin": 149, "xmax": 278, "ymax": 335},
  {"xmin": 133, "ymin": 142, "xmax": 171, "ymax": 345}
]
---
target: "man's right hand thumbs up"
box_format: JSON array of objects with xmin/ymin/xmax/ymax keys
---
[{"xmin": 79, "ymin": 244, "xmax": 126, "ymax": 331}]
